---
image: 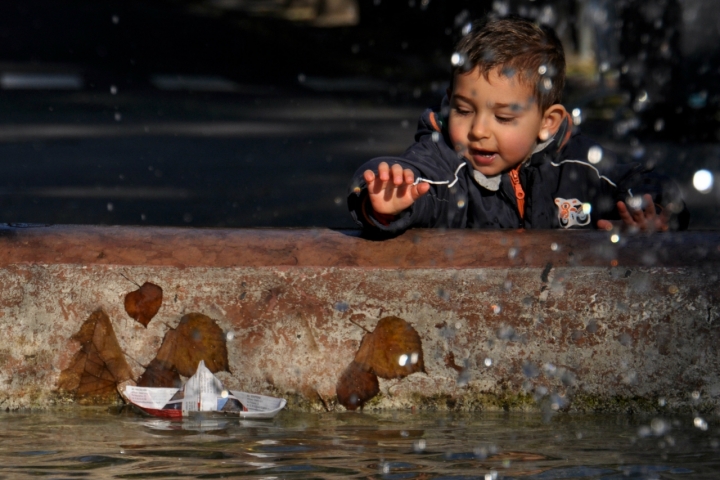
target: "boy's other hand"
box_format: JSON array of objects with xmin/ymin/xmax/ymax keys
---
[
  {"xmin": 597, "ymin": 194, "xmax": 669, "ymax": 232},
  {"xmin": 364, "ymin": 162, "xmax": 430, "ymax": 215}
]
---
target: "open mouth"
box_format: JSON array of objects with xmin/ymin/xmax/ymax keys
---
[{"xmin": 470, "ymin": 148, "xmax": 496, "ymax": 165}]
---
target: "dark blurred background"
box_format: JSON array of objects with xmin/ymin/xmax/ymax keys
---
[{"xmin": 0, "ymin": 0, "xmax": 719, "ymax": 228}]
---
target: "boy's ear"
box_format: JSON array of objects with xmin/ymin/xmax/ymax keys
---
[{"xmin": 540, "ymin": 104, "xmax": 567, "ymax": 139}]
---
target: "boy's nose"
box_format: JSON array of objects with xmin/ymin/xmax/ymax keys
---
[{"xmin": 470, "ymin": 117, "xmax": 490, "ymax": 140}]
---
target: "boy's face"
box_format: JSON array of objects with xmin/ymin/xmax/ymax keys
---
[{"xmin": 448, "ymin": 67, "xmax": 548, "ymax": 177}]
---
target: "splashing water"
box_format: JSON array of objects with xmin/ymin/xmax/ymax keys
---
[{"xmin": 693, "ymin": 169, "xmax": 713, "ymax": 193}]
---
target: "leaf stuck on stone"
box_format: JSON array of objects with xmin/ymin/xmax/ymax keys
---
[
  {"xmin": 336, "ymin": 360, "xmax": 379, "ymax": 411},
  {"xmin": 58, "ymin": 309, "xmax": 134, "ymax": 404},
  {"xmin": 354, "ymin": 316, "xmax": 425, "ymax": 379},
  {"xmin": 137, "ymin": 312, "xmax": 229, "ymax": 387},
  {"xmin": 124, "ymin": 282, "xmax": 163, "ymax": 327}
]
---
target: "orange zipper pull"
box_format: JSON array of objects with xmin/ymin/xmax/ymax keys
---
[{"xmin": 509, "ymin": 166, "xmax": 525, "ymax": 219}]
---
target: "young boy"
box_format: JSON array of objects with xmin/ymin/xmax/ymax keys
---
[{"xmin": 347, "ymin": 16, "xmax": 688, "ymax": 234}]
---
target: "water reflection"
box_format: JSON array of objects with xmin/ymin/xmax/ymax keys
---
[{"xmin": 0, "ymin": 409, "xmax": 717, "ymax": 478}]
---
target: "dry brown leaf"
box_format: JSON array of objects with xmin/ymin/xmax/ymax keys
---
[
  {"xmin": 136, "ymin": 358, "xmax": 181, "ymax": 388},
  {"xmin": 136, "ymin": 325, "xmax": 181, "ymax": 388},
  {"xmin": 137, "ymin": 312, "xmax": 229, "ymax": 387},
  {"xmin": 124, "ymin": 282, "xmax": 163, "ymax": 327},
  {"xmin": 171, "ymin": 313, "xmax": 229, "ymax": 376},
  {"xmin": 354, "ymin": 316, "xmax": 425, "ymax": 379},
  {"xmin": 58, "ymin": 309, "xmax": 134, "ymax": 404},
  {"xmin": 336, "ymin": 360, "xmax": 379, "ymax": 410}
]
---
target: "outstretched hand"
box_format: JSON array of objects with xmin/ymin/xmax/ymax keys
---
[
  {"xmin": 597, "ymin": 193, "xmax": 669, "ymax": 232},
  {"xmin": 364, "ymin": 162, "xmax": 430, "ymax": 216}
]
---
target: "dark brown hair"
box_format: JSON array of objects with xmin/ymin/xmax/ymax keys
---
[{"xmin": 452, "ymin": 16, "xmax": 566, "ymax": 111}]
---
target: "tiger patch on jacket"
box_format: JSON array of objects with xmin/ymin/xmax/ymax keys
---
[{"xmin": 554, "ymin": 197, "xmax": 590, "ymax": 228}]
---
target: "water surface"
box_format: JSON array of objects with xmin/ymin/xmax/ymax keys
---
[{"xmin": 0, "ymin": 408, "xmax": 717, "ymax": 479}]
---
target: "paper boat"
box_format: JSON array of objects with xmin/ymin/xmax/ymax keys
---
[{"xmin": 122, "ymin": 360, "xmax": 286, "ymax": 419}]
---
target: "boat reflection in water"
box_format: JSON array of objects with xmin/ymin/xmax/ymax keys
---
[{"xmin": 0, "ymin": 408, "xmax": 715, "ymax": 478}]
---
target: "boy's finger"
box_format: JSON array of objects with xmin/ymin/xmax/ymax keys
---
[
  {"xmin": 412, "ymin": 182, "xmax": 431, "ymax": 199},
  {"xmin": 630, "ymin": 206, "xmax": 646, "ymax": 226},
  {"xmin": 616, "ymin": 201, "xmax": 635, "ymax": 225},
  {"xmin": 363, "ymin": 169, "xmax": 376, "ymax": 185},
  {"xmin": 376, "ymin": 162, "xmax": 391, "ymax": 182},
  {"xmin": 390, "ymin": 163, "xmax": 404, "ymax": 185},
  {"xmin": 642, "ymin": 194, "xmax": 656, "ymax": 219},
  {"xmin": 403, "ymin": 168, "xmax": 415, "ymax": 185},
  {"xmin": 596, "ymin": 219, "xmax": 614, "ymax": 231}
]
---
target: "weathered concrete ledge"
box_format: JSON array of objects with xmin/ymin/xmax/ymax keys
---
[{"xmin": 1, "ymin": 225, "xmax": 719, "ymax": 413}]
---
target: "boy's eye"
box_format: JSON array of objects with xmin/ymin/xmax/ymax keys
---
[
  {"xmin": 495, "ymin": 116, "xmax": 513, "ymax": 123},
  {"xmin": 454, "ymin": 108, "xmax": 471, "ymax": 116}
]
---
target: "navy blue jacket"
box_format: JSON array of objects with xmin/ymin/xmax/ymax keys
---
[{"xmin": 348, "ymin": 105, "xmax": 688, "ymax": 235}]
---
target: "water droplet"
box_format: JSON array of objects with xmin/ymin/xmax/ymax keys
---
[
  {"xmin": 691, "ymin": 390, "xmax": 701, "ymax": 400},
  {"xmin": 522, "ymin": 362, "xmax": 539, "ymax": 378},
  {"xmin": 334, "ymin": 197, "xmax": 342, "ymax": 205},
  {"xmin": 461, "ymin": 22, "xmax": 472, "ymax": 36},
  {"xmin": 398, "ymin": 354, "xmax": 408, "ymax": 366},
  {"xmin": 107, "ymin": 202, "xmax": 114, "ymax": 212},
  {"xmin": 493, "ymin": 0, "xmax": 509, "ymax": 16},
  {"xmin": 550, "ymin": 242, "xmax": 559, "ymax": 251},
  {"xmin": 507, "ymin": 247, "xmax": 518, "ymax": 259},
  {"xmin": 622, "ymin": 371, "xmax": 637, "ymax": 385},
  {"xmin": 457, "ymin": 199, "xmax": 466, "ymax": 208},
  {"xmin": 484, "ymin": 357, "xmax": 493, "ymax": 367},
  {"xmin": 110, "ymin": 85, "xmax": 118, "ymax": 95},
  {"xmin": 571, "ymin": 107, "xmax": 583, "ymax": 125},
  {"xmin": 410, "ymin": 352, "xmax": 419, "ymax": 364},
  {"xmin": 226, "ymin": 331, "xmax": 234, "ymax": 341},
  {"xmin": 693, "ymin": 169, "xmax": 713, "ymax": 193},
  {"xmin": 626, "ymin": 195, "xmax": 644, "ymax": 210},
  {"xmin": 485, "ymin": 471, "xmax": 498, "ymax": 480},
  {"xmin": 450, "ymin": 52, "xmax": 466, "ymax": 67},
  {"xmin": 654, "ymin": 118, "xmax": 665, "ymax": 131},
  {"xmin": 221, "ymin": 390, "xmax": 228, "ymax": 398},
  {"xmin": 658, "ymin": 397, "xmax": 666, "ymax": 407},
  {"xmin": 492, "ymin": 304, "xmax": 502, "ymax": 314},
  {"xmin": 413, "ymin": 439, "xmax": 426, "ymax": 452},
  {"xmin": 688, "ymin": 90, "xmax": 707, "ymax": 109},
  {"xmin": 540, "ymin": 77, "xmax": 553, "ymax": 92},
  {"xmin": 651, "ymin": 418, "xmax": 670, "ymax": 435},
  {"xmin": 297, "ymin": 73, "xmax": 306, "ymax": 83},
  {"xmin": 610, "ymin": 234, "xmax": 620, "ymax": 244},
  {"xmin": 694, "ymin": 417, "xmax": 708, "ymax": 430},
  {"xmin": 538, "ymin": 65, "xmax": 548, "ymax": 75},
  {"xmin": 668, "ymin": 285, "xmax": 679, "ymax": 295},
  {"xmin": 587, "ymin": 145, "xmax": 603, "ymax": 164},
  {"xmin": 114, "ymin": 112, "xmax": 122, "ymax": 121},
  {"xmin": 582, "ymin": 202, "xmax": 592, "ymax": 215},
  {"xmin": 111, "ymin": 15, "xmax": 119, "ymax": 24}
]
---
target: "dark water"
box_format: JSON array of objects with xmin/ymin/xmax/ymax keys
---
[{"xmin": 0, "ymin": 409, "xmax": 717, "ymax": 479}]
